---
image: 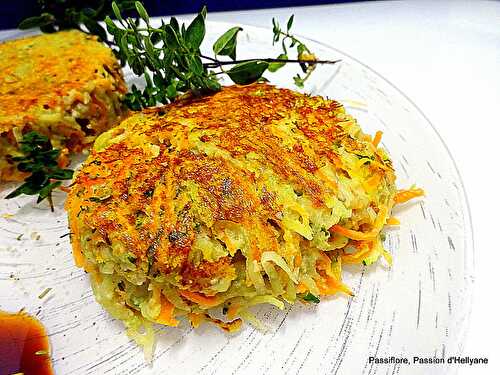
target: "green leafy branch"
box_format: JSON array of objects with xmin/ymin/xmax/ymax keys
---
[
  {"xmin": 106, "ymin": 2, "xmax": 341, "ymax": 109},
  {"xmin": 5, "ymin": 132, "xmax": 73, "ymax": 211}
]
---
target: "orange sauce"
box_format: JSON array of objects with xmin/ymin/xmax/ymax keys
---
[{"xmin": 0, "ymin": 310, "xmax": 54, "ymax": 375}]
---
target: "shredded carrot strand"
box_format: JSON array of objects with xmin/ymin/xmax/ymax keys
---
[
  {"xmin": 330, "ymin": 224, "xmax": 378, "ymax": 241},
  {"xmin": 179, "ymin": 290, "xmax": 220, "ymax": 307},
  {"xmin": 330, "ymin": 206, "xmax": 388, "ymax": 240},
  {"xmin": 325, "ymin": 277, "xmax": 353, "ymax": 296},
  {"xmin": 156, "ymin": 297, "xmax": 179, "ymax": 327},
  {"xmin": 372, "ymin": 130, "xmax": 383, "ymax": 147},
  {"xmin": 342, "ymin": 241, "xmax": 373, "ymax": 263},
  {"xmin": 394, "ymin": 188, "xmax": 425, "ymax": 204}
]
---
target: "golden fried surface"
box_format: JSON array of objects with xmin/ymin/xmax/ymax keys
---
[
  {"xmin": 67, "ymin": 84, "xmax": 396, "ymax": 297},
  {"xmin": 0, "ymin": 30, "xmax": 124, "ymax": 126},
  {"xmin": 0, "ymin": 30, "xmax": 127, "ymax": 181}
]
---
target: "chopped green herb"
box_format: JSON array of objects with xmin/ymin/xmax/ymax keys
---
[
  {"xmin": 354, "ymin": 153, "xmax": 375, "ymax": 161},
  {"xmin": 143, "ymin": 189, "xmax": 154, "ymax": 198},
  {"xmin": 146, "ymin": 228, "xmax": 163, "ymax": 273},
  {"xmin": 88, "ymin": 195, "xmax": 111, "ymax": 203},
  {"xmin": 117, "ymin": 281, "xmax": 125, "ymax": 291},
  {"xmin": 303, "ymin": 292, "xmax": 320, "ymax": 304}
]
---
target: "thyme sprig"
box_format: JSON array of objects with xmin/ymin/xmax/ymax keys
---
[
  {"xmin": 271, "ymin": 15, "xmax": 319, "ymax": 88},
  {"xmin": 106, "ymin": 2, "xmax": 341, "ymax": 109},
  {"xmin": 5, "ymin": 132, "xmax": 73, "ymax": 211}
]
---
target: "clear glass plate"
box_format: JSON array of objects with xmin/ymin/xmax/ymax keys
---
[{"xmin": 0, "ymin": 21, "xmax": 473, "ymax": 375}]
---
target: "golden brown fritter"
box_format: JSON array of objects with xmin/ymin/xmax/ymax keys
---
[
  {"xmin": 68, "ymin": 84, "xmax": 394, "ymax": 294},
  {"xmin": 0, "ymin": 30, "xmax": 127, "ymax": 181},
  {"xmin": 66, "ymin": 84, "xmax": 397, "ymax": 344}
]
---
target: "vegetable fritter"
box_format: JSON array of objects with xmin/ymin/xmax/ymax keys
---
[
  {"xmin": 66, "ymin": 83, "xmax": 398, "ymax": 355},
  {"xmin": 0, "ymin": 30, "xmax": 127, "ymax": 181}
]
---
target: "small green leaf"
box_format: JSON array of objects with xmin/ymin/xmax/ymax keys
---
[
  {"xmin": 169, "ymin": 17, "xmax": 180, "ymax": 33},
  {"xmin": 268, "ymin": 53, "xmax": 288, "ymax": 72},
  {"xmin": 18, "ymin": 13, "xmax": 54, "ymax": 29},
  {"xmin": 188, "ymin": 56, "xmax": 204, "ymax": 75},
  {"xmin": 272, "ymin": 17, "xmax": 278, "ymax": 31},
  {"xmin": 112, "ymin": 2, "xmax": 123, "ymax": 22},
  {"xmin": 5, "ymin": 131, "xmax": 73, "ymax": 209},
  {"xmin": 303, "ymin": 293, "xmax": 320, "ymax": 304},
  {"xmin": 213, "ymin": 27, "xmax": 242, "ymax": 60},
  {"xmin": 293, "ymin": 74, "xmax": 305, "ymax": 88},
  {"xmin": 37, "ymin": 181, "xmax": 62, "ymax": 203},
  {"xmin": 227, "ymin": 61, "xmax": 269, "ymax": 85},
  {"xmin": 165, "ymin": 83, "xmax": 178, "ymax": 98},
  {"xmin": 200, "ymin": 5, "xmax": 207, "ymax": 19},
  {"xmin": 287, "ymin": 15, "xmax": 294, "ymax": 31},
  {"xmin": 118, "ymin": 33, "xmax": 130, "ymax": 57},
  {"xmin": 297, "ymin": 43, "xmax": 307, "ymax": 56},
  {"xmin": 104, "ymin": 16, "xmax": 117, "ymax": 33},
  {"xmin": 135, "ymin": 1, "xmax": 149, "ymax": 23},
  {"xmin": 150, "ymin": 30, "xmax": 162, "ymax": 45},
  {"xmin": 5, "ymin": 182, "xmax": 37, "ymax": 199},
  {"xmin": 163, "ymin": 24, "xmax": 180, "ymax": 48},
  {"xmin": 21, "ymin": 131, "xmax": 50, "ymax": 146},
  {"xmin": 144, "ymin": 36, "xmax": 156, "ymax": 59},
  {"xmin": 205, "ymin": 77, "xmax": 221, "ymax": 92},
  {"xmin": 49, "ymin": 169, "xmax": 74, "ymax": 180},
  {"xmin": 185, "ymin": 10, "xmax": 206, "ymax": 50}
]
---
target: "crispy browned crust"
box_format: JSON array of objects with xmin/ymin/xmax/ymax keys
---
[
  {"xmin": 0, "ymin": 30, "xmax": 127, "ymax": 181},
  {"xmin": 66, "ymin": 83, "xmax": 395, "ymax": 292}
]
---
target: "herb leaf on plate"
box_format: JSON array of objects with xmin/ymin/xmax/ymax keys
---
[
  {"xmin": 5, "ymin": 132, "xmax": 74, "ymax": 211},
  {"xmin": 302, "ymin": 293, "xmax": 321, "ymax": 304}
]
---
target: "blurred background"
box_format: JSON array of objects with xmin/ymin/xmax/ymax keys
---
[{"xmin": 0, "ymin": 0, "xmax": 361, "ymax": 30}]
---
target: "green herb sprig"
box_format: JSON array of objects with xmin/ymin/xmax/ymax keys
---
[
  {"xmin": 271, "ymin": 15, "xmax": 318, "ymax": 88},
  {"xmin": 18, "ymin": 0, "xmax": 136, "ymax": 45},
  {"xmin": 106, "ymin": 2, "xmax": 341, "ymax": 109},
  {"xmin": 5, "ymin": 132, "xmax": 73, "ymax": 211}
]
